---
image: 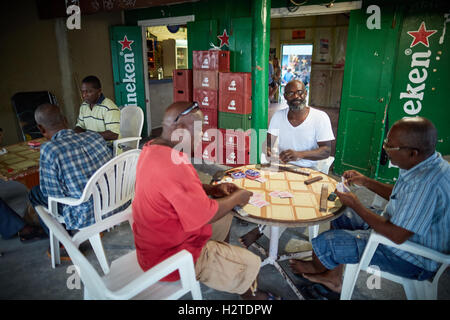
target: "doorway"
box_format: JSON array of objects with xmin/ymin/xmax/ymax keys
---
[
  {"xmin": 269, "ymin": 12, "xmax": 351, "ymax": 158},
  {"xmin": 280, "ymin": 43, "xmax": 313, "ymax": 104},
  {"xmin": 137, "ymin": 15, "xmax": 194, "ymax": 137}
]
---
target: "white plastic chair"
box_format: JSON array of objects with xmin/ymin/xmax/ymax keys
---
[
  {"xmin": 47, "ymin": 149, "xmax": 141, "ymax": 273},
  {"xmin": 35, "ymin": 204, "xmax": 202, "ymax": 300},
  {"xmin": 341, "ymin": 231, "xmax": 450, "ymax": 300},
  {"xmin": 113, "ymin": 106, "xmax": 144, "ymax": 157}
]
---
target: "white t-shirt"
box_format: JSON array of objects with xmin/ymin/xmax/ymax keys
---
[{"xmin": 268, "ymin": 107, "xmax": 335, "ymax": 168}]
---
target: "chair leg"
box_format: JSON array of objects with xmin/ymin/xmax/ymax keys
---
[
  {"xmin": 89, "ymin": 234, "xmax": 109, "ymax": 274},
  {"xmin": 340, "ymin": 264, "xmax": 360, "ymax": 300},
  {"xmin": 191, "ymin": 282, "xmax": 203, "ymax": 300},
  {"xmin": 50, "ymin": 230, "xmax": 60, "ymax": 268},
  {"xmin": 402, "ymin": 279, "xmax": 419, "ymax": 300},
  {"xmin": 308, "ymin": 225, "xmax": 319, "ymax": 242}
]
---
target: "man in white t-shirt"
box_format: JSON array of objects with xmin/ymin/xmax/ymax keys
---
[{"xmin": 266, "ymin": 80, "xmax": 334, "ymax": 169}]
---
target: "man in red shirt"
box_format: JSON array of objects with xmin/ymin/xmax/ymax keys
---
[{"xmin": 132, "ymin": 101, "xmax": 275, "ymax": 299}]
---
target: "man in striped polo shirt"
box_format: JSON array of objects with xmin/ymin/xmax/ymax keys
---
[
  {"xmin": 289, "ymin": 117, "xmax": 449, "ymax": 296},
  {"xmin": 75, "ymin": 75, "xmax": 120, "ymax": 141}
]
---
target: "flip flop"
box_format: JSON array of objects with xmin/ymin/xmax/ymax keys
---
[{"xmin": 19, "ymin": 226, "xmax": 48, "ymax": 243}]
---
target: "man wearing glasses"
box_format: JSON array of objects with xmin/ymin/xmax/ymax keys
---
[
  {"xmin": 131, "ymin": 101, "xmax": 281, "ymax": 300},
  {"xmin": 289, "ymin": 117, "xmax": 449, "ymax": 297},
  {"xmin": 266, "ymin": 80, "xmax": 334, "ymax": 170}
]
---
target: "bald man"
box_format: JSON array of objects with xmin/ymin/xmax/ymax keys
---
[
  {"xmin": 266, "ymin": 80, "xmax": 334, "ymax": 169},
  {"xmin": 29, "ymin": 104, "xmax": 112, "ymax": 236},
  {"xmin": 132, "ymin": 101, "xmax": 279, "ymax": 300},
  {"xmin": 289, "ymin": 117, "xmax": 449, "ymax": 297}
]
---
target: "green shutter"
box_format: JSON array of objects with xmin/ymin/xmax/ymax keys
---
[{"xmin": 334, "ymin": 4, "xmax": 402, "ymax": 178}]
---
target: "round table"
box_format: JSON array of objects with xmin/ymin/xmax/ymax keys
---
[{"xmin": 215, "ymin": 163, "xmax": 346, "ymax": 299}]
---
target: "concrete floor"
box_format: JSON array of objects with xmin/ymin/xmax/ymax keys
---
[{"xmin": 1, "ymin": 162, "xmax": 448, "ymax": 300}]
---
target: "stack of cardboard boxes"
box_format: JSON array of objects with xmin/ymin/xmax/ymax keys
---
[{"xmin": 173, "ymin": 50, "xmax": 252, "ymax": 166}]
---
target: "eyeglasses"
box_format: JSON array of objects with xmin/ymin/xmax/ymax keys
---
[
  {"xmin": 174, "ymin": 102, "xmax": 199, "ymax": 123},
  {"xmin": 285, "ymin": 90, "xmax": 305, "ymax": 98},
  {"xmin": 382, "ymin": 139, "xmax": 419, "ymax": 152}
]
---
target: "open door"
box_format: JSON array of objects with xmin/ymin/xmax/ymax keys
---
[
  {"xmin": 334, "ymin": 5, "xmax": 403, "ymax": 178},
  {"xmin": 110, "ymin": 26, "xmax": 148, "ymax": 137}
]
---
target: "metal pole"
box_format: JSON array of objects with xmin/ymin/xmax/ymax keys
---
[{"xmin": 251, "ymin": 0, "xmax": 271, "ymax": 163}]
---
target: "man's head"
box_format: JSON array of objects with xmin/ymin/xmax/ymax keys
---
[
  {"xmin": 81, "ymin": 75, "xmax": 102, "ymax": 105},
  {"xmin": 35, "ymin": 103, "xmax": 68, "ymax": 139},
  {"xmin": 161, "ymin": 101, "xmax": 203, "ymax": 154},
  {"xmin": 284, "ymin": 80, "xmax": 307, "ymax": 111},
  {"xmin": 384, "ymin": 117, "xmax": 437, "ymax": 170}
]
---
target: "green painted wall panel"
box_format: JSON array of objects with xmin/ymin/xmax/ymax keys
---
[{"xmin": 334, "ymin": 3, "xmax": 402, "ymax": 178}]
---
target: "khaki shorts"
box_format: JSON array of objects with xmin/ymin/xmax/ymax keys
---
[{"xmin": 195, "ymin": 214, "xmax": 261, "ymax": 295}]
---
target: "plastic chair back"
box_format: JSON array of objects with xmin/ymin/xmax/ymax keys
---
[
  {"xmin": 47, "ymin": 149, "xmax": 141, "ymax": 272},
  {"xmin": 35, "ymin": 204, "xmax": 202, "ymax": 300},
  {"xmin": 113, "ymin": 106, "xmax": 144, "ymax": 156}
]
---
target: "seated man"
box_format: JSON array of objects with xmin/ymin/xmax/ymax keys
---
[
  {"xmin": 132, "ymin": 101, "xmax": 280, "ymax": 300},
  {"xmin": 289, "ymin": 117, "xmax": 449, "ymax": 296},
  {"xmin": 29, "ymin": 104, "xmax": 112, "ymax": 238},
  {"xmin": 74, "ymin": 75, "xmax": 121, "ymax": 141},
  {"xmin": 266, "ymin": 80, "xmax": 334, "ymax": 170}
]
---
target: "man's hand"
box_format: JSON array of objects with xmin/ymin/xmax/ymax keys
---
[
  {"xmin": 335, "ymin": 189, "xmax": 362, "ymax": 210},
  {"xmin": 342, "ymin": 170, "xmax": 367, "ymax": 187},
  {"xmin": 208, "ymin": 183, "xmax": 239, "ymax": 198},
  {"xmin": 279, "ymin": 149, "xmax": 301, "ymax": 163},
  {"xmin": 232, "ymin": 189, "xmax": 253, "ymax": 207}
]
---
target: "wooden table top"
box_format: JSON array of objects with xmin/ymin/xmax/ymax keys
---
[
  {"xmin": 215, "ymin": 164, "xmax": 345, "ymax": 228},
  {"xmin": 0, "ymin": 138, "xmax": 47, "ymax": 181}
]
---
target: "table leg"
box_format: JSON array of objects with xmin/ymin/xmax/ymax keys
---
[{"xmin": 249, "ymin": 226, "xmax": 306, "ymax": 299}]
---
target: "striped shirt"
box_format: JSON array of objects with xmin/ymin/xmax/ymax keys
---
[
  {"xmin": 383, "ymin": 152, "xmax": 450, "ymax": 272},
  {"xmin": 39, "ymin": 129, "xmax": 112, "ymax": 230},
  {"xmin": 76, "ymin": 94, "xmax": 121, "ymax": 136}
]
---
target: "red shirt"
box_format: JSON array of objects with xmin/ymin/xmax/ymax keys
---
[{"xmin": 132, "ymin": 143, "xmax": 218, "ymax": 281}]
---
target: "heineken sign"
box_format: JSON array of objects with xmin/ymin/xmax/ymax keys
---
[
  {"xmin": 110, "ymin": 26, "xmax": 147, "ymax": 136},
  {"xmin": 400, "ymin": 22, "xmax": 438, "ymax": 116}
]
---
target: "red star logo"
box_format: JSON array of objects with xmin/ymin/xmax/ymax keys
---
[
  {"xmin": 119, "ymin": 35, "xmax": 134, "ymax": 51},
  {"xmin": 407, "ymin": 22, "xmax": 437, "ymax": 48},
  {"xmin": 217, "ymin": 29, "xmax": 230, "ymax": 48}
]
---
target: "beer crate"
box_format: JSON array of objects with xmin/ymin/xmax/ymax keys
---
[
  {"xmin": 193, "ymin": 50, "xmax": 230, "ymax": 72},
  {"xmin": 218, "ymin": 111, "xmax": 252, "ymax": 131}
]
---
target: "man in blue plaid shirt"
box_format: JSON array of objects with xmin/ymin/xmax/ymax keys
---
[{"xmin": 29, "ymin": 104, "xmax": 112, "ymax": 233}]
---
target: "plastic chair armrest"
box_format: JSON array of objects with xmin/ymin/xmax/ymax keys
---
[{"xmin": 371, "ymin": 232, "xmax": 450, "ymax": 264}]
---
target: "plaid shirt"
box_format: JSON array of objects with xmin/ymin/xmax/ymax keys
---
[
  {"xmin": 383, "ymin": 152, "xmax": 450, "ymax": 272},
  {"xmin": 39, "ymin": 129, "xmax": 112, "ymax": 230}
]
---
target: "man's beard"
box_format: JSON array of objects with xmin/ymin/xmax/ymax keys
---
[{"xmin": 288, "ymin": 98, "xmax": 306, "ymax": 111}]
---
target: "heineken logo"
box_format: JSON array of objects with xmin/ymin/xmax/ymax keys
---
[
  {"xmin": 407, "ymin": 22, "xmax": 437, "ymax": 48},
  {"xmin": 120, "ymin": 35, "xmax": 137, "ymax": 106},
  {"xmin": 119, "ymin": 35, "xmax": 134, "ymax": 51},
  {"xmin": 228, "ymin": 80, "xmax": 237, "ymax": 91},
  {"xmin": 202, "ymin": 96, "xmax": 209, "ymax": 106},
  {"xmin": 227, "ymin": 100, "xmax": 236, "ymax": 110},
  {"xmin": 399, "ymin": 22, "xmax": 437, "ymax": 116}
]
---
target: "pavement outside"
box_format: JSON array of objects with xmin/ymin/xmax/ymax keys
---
[{"xmin": 0, "ymin": 163, "xmax": 448, "ymax": 300}]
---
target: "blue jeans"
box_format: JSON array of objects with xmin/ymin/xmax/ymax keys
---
[
  {"xmin": 311, "ymin": 208, "xmax": 435, "ymax": 281},
  {"xmin": 0, "ymin": 198, "xmax": 25, "ymax": 239}
]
